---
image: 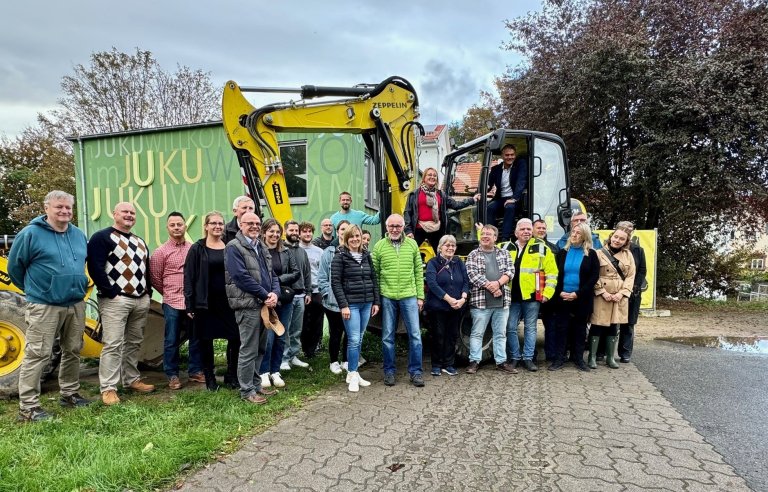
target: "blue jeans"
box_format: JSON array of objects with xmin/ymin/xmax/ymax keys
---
[
  {"xmin": 283, "ymin": 296, "xmax": 305, "ymax": 363},
  {"xmin": 507, "ymin": 301, "xmax": 540, "ymax": 361},
  {"xmin": 162, "ymin": 304, "xmax": 201, "ymax": 378},
  {"xmin": 259, "ymin": 302, "xmax": 292, "ymax": 375},
  {"xmin": 487, "ymin": 199, "xmax": 518, "ymax": 240},
  {"xmin": 342, "ymin": 302, "xmax": 372, "ymax": 372},
  {"xmin": 381, "ymin": 296, "xmax": 423, "ymax": 376},
  {"xmin": 469, "ymin": 307, "xmax": 509, "ymax": 364}
]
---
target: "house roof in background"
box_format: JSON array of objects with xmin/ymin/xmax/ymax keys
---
[{"xmin": 423, "ymin": 124, "xmax": 446, "ymax": 143}]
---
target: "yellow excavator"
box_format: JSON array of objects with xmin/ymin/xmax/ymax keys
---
[{"xmin": 221, "ymin": 75, "xmax": 422, "ymax": 229}]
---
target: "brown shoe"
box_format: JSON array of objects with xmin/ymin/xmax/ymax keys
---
[
  {"xmin": 496, "ymin": 362, "xmax": 519, "ymax": 374},
  {"xmin": 168, "ymin": 376, "xmax": 182, "ymax": 390},
  {"xmin": 466, "ymin": 361, "xmax": 479, "ymax": 374},
  {"xmin": 188, "ymin": 372, "xmax": 206, "ymax": 383},
  {"xmin": 101, "ymin": 390, "xmax": 120, "ymax": 406},
  {"xmin": 244, "ymin": 393, "xmax": 267, "ymax": 405},
  {"xmin": 127, "ymin": 380, "xmax": 155, "ymax": 393},
  {"xmin": 258, "ymin": 387, "xmax": 278, "ymax": 396}
]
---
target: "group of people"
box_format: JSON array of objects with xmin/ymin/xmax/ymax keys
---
[{"xmin": 7, "ymin": 182, "xmax": 646, "ymax": 423}]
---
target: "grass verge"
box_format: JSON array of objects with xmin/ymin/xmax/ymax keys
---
[{"xmin": 0, "ymin": 352, "xmax": 340, "ymax": 492}]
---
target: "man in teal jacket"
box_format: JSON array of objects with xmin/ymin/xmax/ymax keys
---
[
  {"xmin": 8, "ymin": 190, "xmax": 90, "ymax": 422},
  {"xmin": 372, "ymin": 214, "xmax": 425, "ymax": 387}
]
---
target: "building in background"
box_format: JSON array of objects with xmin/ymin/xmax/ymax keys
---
[{"xmin": 418, "ymin": 124, "xmax": 451, "ymax": 182}]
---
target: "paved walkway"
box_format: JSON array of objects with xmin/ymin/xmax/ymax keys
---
[{"xmin": 181, "ymin": 361, "xmax": 750, "ymax": 491}]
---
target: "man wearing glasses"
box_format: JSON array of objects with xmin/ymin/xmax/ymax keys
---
[
  {"xmin": 556, "ymin": 211, "xmax": 603, "ymax": 250},
  {"xmin": 372, "ymin": 214, "xmax": 425, "ymax": 387},
  {"xmin": 224, "ymin": 212, "xmax": 280, "ymax": 404}
]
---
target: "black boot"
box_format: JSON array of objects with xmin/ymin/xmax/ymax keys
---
[{"xmin": 204, "ymin": 369, "xmax": 219, "ymax": 392}]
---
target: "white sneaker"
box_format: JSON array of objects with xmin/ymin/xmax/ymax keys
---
[
  {"xmin": 359, "ymin": 356, "xmax": 367, "ymax": 367},
  {"xmin": 329, "ymin": 361, "xmax": 342, "ymax": 374},
  {"xmin": 279, "ymin": 361, "xmax": 291, "ymax": 371},
  {"xmin": 357, "ymin": 374, "xmax": 371, "ymax": 387},
  {"xmin": 260, "ymin": 373, "xmax": 271, "ymax": 388},
  {"xmin": 290, "ymin": 357, "xmax": 309, "ymax": 368},
  {"xmin": 348, "ymin": 372, "xmax": 359, "ymax": 392},
  {"xmin": 341, "ymin": 361, "xmax": 348, "ymax": 372},
  {"xmin": 271, "ymin": 372, "xmax": 285, "ymax": 387}
]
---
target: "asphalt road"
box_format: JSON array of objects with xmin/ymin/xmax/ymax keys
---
[{"xmin": 633, "ymin": 340, "xmax": 768, "ymax": 491}]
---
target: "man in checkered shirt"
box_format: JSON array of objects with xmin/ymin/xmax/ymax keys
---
[
  {"xmin": 465, "ymin": 224, "xmax": 518, "ymax": 375},
  {"xmin": 87, "ymin": 202, "xmax": 154, "ymax": 406},
  {"xmin": 150, "ymin": 212, "xmax": 204, "ymax": 390}
]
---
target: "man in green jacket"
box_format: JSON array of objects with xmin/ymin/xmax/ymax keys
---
[{"xmin": 372, "ymin": 214, "xmax": 425, "ymax": 387}]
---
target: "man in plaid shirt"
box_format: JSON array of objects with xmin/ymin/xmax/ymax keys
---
[
  {"xmin": 465, "ymin": 224, "xmax": 518, "ymax": 374},
  {"xmin": 150, "ymin": 212, "xmax": 204, "ymax": 390}
]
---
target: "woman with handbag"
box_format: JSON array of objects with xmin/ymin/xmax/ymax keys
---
[
  {"xmin": 331, "ymin": 225, "xmax": 380, "ymax": 392},
  {"xmin": 589, "ymin": 226, "xmax": 636, "ymax": 369},
  {"xmin": 184, "ymin": 211, "xmax": 241, "ymax": 391},
  {"xmin": 258, "ymin": 218, "xmax": 300, "ymax": 388},
  {"xmin": 424, "ymin": 234, "xmax": 469, "ymax": 376},
  {"xmin": 404, "ymin": 167, "xmax": 480, "ymax": 253}
]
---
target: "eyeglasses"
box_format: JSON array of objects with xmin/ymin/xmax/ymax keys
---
[
  {"xmin": 242, "ymin": 221, "xmax": 261, "ymax": 227},
  {"xmin": 387, "ymin": 224, "xmax": 403, "ymax": 229},
  {"xmin": 207, "ymin": 221, "xmax": 225, "ymax": 226}
]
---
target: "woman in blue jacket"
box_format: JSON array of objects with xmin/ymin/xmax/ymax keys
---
[{"xmin": 424, "ymin": 234, "xmax": 470, "ymax": 376}]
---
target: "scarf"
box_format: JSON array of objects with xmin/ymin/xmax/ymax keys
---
[{"xmin": 420, "ymin": 184, "xmax": 439, "ymax": 222}]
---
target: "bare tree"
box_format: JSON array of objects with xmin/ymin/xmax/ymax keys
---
[{"xmin": 42, "ymin": 47, "xmax": 219, "ymax": 136}]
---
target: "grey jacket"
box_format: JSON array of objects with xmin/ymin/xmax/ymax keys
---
[{"xmin": 224, "ymin": 231, "xmax": 279, "ymax": 310}]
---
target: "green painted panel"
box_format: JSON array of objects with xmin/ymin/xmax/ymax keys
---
[{"xmin": 73, "ymin": 124, "xmax": 378, "ymax": 249}]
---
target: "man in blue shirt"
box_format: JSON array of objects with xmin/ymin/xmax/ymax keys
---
[
  {"xmin": 330, "ymin": 191, "xmax": 380, "ymax": 232},
  {"xmin": 8, "ymin": 190, "xmax": 90, "ymax": 422}
]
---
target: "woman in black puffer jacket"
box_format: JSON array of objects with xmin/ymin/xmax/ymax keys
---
[{"xmin": 331, "ymin": 225, "xmax": 380, "ymax": 392}]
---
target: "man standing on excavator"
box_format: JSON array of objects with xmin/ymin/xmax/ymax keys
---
[{"xmin": 330, "ymin": 192, "xmax": 380, "ymax": 232}]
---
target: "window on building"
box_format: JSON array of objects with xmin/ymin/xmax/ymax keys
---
[
  {"xmin": 280, "ymin": 140, "xmax": 308, "ymax": 204},
  {"xmin": 751, "ymin": 258, "xmax": 765, "ymax": 270},
  {"xmin": 363, "ymin": 150, "xmax": 380, "ymax": 210}
]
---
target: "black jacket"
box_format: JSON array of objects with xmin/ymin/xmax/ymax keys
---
[
  {"xmin": 223, "ymin": 216, "xmax": 239, "ymax": 244},
  {"xmin": 184, "ymin": 239, "xmax": 214, "ymax": 311},
  {"xmin": 552, "ymin": 247, "xmax": 600, "ymax": 320},
  {"xmin": 330, "ymin": 247, "xmax": 380, "ymax": 308},
  {"xmin": 403, "ymin": 188, "xmax": 475, "ymax": 236},
  {"xmin": 628, "ymin": 242, "xmax": 647, "ymax": 325},
  {"xmin": 487, "ymin": 158, "xmax": 528, "ymax": 202}
]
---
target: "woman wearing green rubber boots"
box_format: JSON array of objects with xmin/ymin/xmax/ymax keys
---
[{"xmin": 589, "ymin": 226, "xmax": 636, "ymax": 369}]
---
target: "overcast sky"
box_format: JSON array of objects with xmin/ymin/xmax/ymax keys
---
[{"xmin": 1, "ymin": 1, "xmax": 541, "ymax": 138}]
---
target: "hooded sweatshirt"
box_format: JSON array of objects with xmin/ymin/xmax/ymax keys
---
[{"xmin": 7, "ymin": 215, "xmax": 88, "ymax": 307}]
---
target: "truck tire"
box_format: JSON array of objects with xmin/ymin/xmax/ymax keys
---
[
  {"xmin": 0, "ymin": 291, "xmax": 27, "ymax": 398},
  {"xmin": 454, "ymin": 309, "xmax": 495, "ymax": 365},
  {"xmin": 0, "ymin": 291, "xmax": 61, "ymax": 398}
]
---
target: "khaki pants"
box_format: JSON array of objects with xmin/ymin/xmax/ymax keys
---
[
  {"xmin": 98, "ymin": 295, "xmax": 150, "ymax": 392},
  {"xmin": 18, "ymin": 302, "xmax": 85, "ymax": 411}
]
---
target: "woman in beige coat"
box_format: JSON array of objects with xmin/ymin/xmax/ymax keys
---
[{"xmin": 589, "ymin": 227, "xmax": 636, "ymax": 369}]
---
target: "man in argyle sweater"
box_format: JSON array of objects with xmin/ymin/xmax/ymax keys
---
[{"xmin": 87, "ymin": 202, "xmax": 154, "ymax": 406}]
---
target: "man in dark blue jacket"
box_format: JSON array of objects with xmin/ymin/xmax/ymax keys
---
[
  {"xmin": 8, "ymin": 190, "xmax": 90, "ymax": 422},
  {"xmin": 487, "ymin": 144, "xmax": 528, "ymax": 241}
]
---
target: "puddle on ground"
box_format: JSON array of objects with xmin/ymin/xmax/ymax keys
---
[{"xmin": 656, "ymin": 336, "xmax": 768, "ymax": 354}]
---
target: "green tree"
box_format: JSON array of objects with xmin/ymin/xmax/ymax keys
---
[
  {"xmin": 0, "ymin": 126, "xmax": 76, "ymax": 230},
  {"xmin": 475, "ymin": 0, "xmax": 768, "ymax": 297}
]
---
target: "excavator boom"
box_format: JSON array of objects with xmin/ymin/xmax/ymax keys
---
[{"xmin": 221, "ymin": 76, "xmax": 422, "ymax": 228}]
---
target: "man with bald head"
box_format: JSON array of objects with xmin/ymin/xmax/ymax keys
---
[
  {"xmin": 224, "ymin": 212, "xmax": 280, "ymax": 404},
  {"xmin": 87, "ymin": 202, "xmax": 154, "ymax": 406},
  {"xmin": 372, "ymin": 213, "xmax": 425, "ymax": 387}
]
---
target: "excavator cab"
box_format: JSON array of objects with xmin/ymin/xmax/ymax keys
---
[{"xmin": 441, "ymin": 129, "xmax": 571, "ymax": 255}]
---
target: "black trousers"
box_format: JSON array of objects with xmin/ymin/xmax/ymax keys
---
[
  {"xmin": 553, "ymin": 303, "xmax": 588, "ymax": 364},
  {"xmin": 618, "ymin": 323, "xmax": 634, "ymax": 359},
  {"xmin": 323, "ymin": 307, "xmax": 347, "ymax": 363},
  {"xmin": 414, "ymin": 228, "xmax": 443, "ymax": 253},
  {"xmin": 426, "ymin": 310, "xmax": 459, "ymax": 368},
  {"xmin": 589, "ymin": 324, "xmax": 618, "ymax": 337},
  {"xmin": 301, "ymin": 293, "xmax": 325, "ymax": 357}
]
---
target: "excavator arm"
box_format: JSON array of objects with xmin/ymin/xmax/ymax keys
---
[{"xmin": 221, "ymin": 76, "xmax": 423, "ymax": 228}]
